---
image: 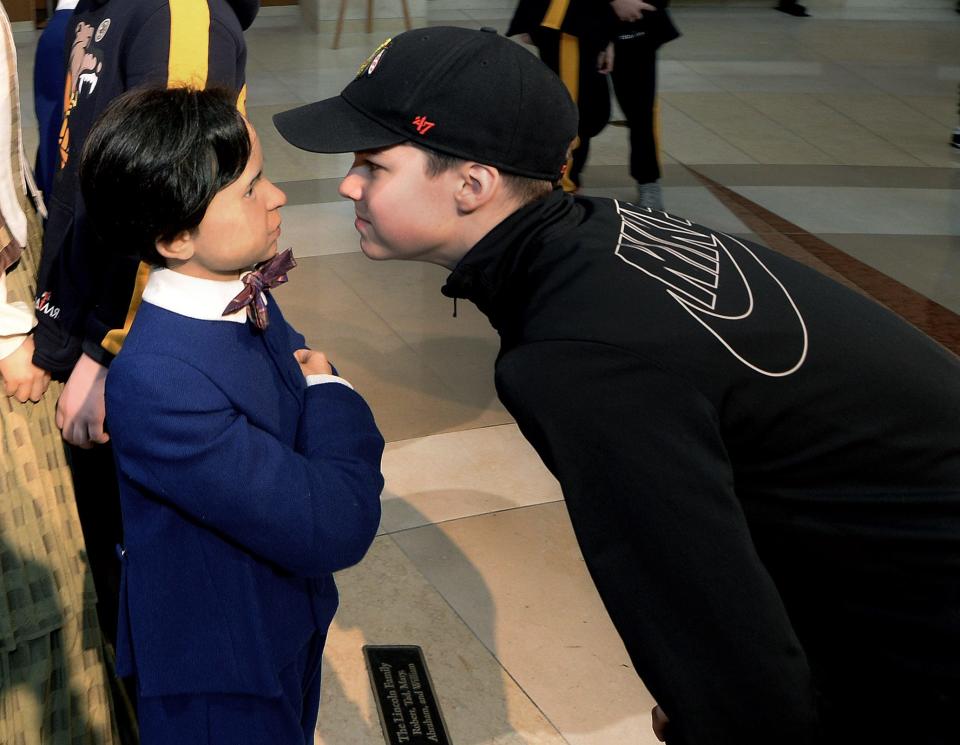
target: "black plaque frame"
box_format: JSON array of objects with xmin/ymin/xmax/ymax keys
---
[{"xmin": 363, "ymin": 645, "xmax": 453, "ymax": 745}]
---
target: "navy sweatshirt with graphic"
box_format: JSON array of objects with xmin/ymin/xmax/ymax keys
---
[
  {"xmin": 33, "ymin": 0, "xmax": 258, "ymax": 377},
  {"xmin": 442, "ymin": 190, "xmax": 960, "ymax": 745}
]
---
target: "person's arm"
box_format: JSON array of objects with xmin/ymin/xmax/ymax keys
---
[
  {"xmin": 0, "ymin": 272, "xmax": 50, "ymax": 402},
  {"xmin": 106, "ymin": 352, "xmax": 384, "ymax": 577},
  {"xmin": 495, "ymin": 340, "xmax": 822, "ymax": 745}
]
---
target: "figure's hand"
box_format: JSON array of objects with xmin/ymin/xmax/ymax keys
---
[
  {"xmin": 652, "ymin": 705, "xmax": 670, "ymax": 742},
  {"xmin": 514, "ymin": 32, "xmax": 534, "ymax": 45},
  {"xmin": 0, "ymin": 336, "xmax": 51, "ymax": 403},
  {"xmin": 610, "ymin": 0, "xmax": 656, "ymax": 22},
  {"xmin": 598, "ymin": 42, "xmax": 615, "ymax": 74},
  {"xmin": 295, "ymin": 348, "xmax": 333, "ymax": 377},
  {"xmin": 56, "ymin": 352, "xmax": 110, "ymax": 448}
]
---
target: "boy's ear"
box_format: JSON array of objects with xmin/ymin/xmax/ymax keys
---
[
  {"xmin": 454, "ymin": 162, "xmax": 503, "ymax": 214},
  {"xmin": 155, "ymin": 230, "xmax": 195, "ymax": 263}
]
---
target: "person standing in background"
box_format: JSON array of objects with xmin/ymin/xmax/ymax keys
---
[
  {"xmin": 33, "ymin": 0, "xmax": 78, "ymax": 202},
  {"xmin": 508, "ymin": 0, "xmax": 678, "ymax": 209},
  {"xmin": 0, "ymin": 5, "xmax": 119, "ymax": 743}
]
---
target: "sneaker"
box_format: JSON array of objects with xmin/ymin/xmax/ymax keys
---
[
  {"xmin": 952, "ymin": 127, "xmax": 960, "ymax": 150},
  {"xmin": 636, "ymin": 182, "xmax": 665, "ymax": 211},
  {"xmin": 775, "ymin": 0, "xmax": 810, "ymax": 16}
]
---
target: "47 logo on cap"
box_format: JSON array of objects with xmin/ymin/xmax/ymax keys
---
[{"xmin": 412, "ymin": 115, "xmax": 435, "ymax": 135}]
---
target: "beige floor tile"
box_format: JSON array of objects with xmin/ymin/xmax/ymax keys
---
[
  {"xmin": 380, "ymin": 424, "xmax": 561, "ymax": 533},
  {"xmin": 282, "ymin": 255, "xmax": 510, "ymax": 443},
  {"xmin": 659, "ymin": 101, "xmax": 756, "ymax": 165},
  {"xmin": 731, "ymin": 92, "xmax": 924, "ymax": 167},
  {"xmin": 815, "ymin": 94, "xmax": 956, "ymax": 167},
  {"xmin": 392, "ymin": 504, "xmax": 660, "ymax": 745},
  {"xmin": 664, "ymin": 94, "xmax": 835, "ymax": 164},
  {"xmin": 317, "ymin": 536, "xmax": 567, "ymax": 744}
]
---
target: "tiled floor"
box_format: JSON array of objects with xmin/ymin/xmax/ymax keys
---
[{"xmin": 9, "ymin": 0, "xmax": 959, "ymax": 742}]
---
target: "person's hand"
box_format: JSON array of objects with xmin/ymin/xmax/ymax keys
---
[
  {"xmin": 0, "ymin": 336, "xmax": 51, "ymax": 403},
  {"xmin": 652, "ymin": 705, "xmax": 670, "ymax": 742},
  {"xmin": 56, "ymin": 352, "xmax": 110, "ymax": 448},
  {"xmin": 295, "ymin": 348, "xmax": 333, "ymax": 377},
  {"xmin": 598, "ymin": 42, "xmax": 615, "ymax": 74},
  {"xmin": 610, "ymin": 0, "xmax": 656, "ymax": 22}
]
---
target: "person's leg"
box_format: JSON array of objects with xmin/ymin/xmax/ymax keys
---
[
  {"xmin": 533, "ymin": 30, "xmax": 610, "ymax": 191},
  {"xmin": 68, "ymin": 443, "xmax": 123, "ymax": 649},
  {"xmin": 611, "ymin": 39, "xmax": 663, "ymax": 209}
]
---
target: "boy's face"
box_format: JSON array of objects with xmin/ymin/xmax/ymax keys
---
[
  {"xmin": 179, "ymin": 123, "xmax": 287, "ymax": 280},
  {"xmin": 338, "ymin": 144, "xmax": 462, "ymax": 267}
]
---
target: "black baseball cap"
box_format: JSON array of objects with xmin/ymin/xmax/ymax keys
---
[{"xmin": 273, "ymin": 26, "xmax": 578, "ymax": 181}]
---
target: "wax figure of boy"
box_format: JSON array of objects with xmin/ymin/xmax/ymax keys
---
[
  {"xmin": 80, "ymin": 87, "xmax": 385, "ymax": 744},
  {"xmin": 274, "ymin": 26, "xmax": 960, "ymax": 745},
  {"xmin": 33, "ymin": 0, "xmax": 261, "ymax": 657}
]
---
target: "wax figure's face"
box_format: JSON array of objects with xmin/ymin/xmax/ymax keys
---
[
  {"xmin": 338, "ymin": 144, "xmax": 460, "ymax": 266},
  {"xmin": 179, "ymin": 123, "xmax": 287, "ymax": 280}
]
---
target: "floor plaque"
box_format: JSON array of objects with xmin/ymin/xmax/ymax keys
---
[{"xmin": 364, "ymin": 645, "xmax": 453, "ymax": 745}]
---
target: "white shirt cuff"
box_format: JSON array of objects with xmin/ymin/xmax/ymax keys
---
[{"xmin": 305, "ymin": 373, "xmax": 354, "ymax": 390}]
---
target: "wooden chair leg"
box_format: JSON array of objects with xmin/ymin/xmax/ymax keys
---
[
  {"xmin": 366, "ymin": 0, "xmax": 373, "ymax": 34},
  {"xmin": 332, "ymin": 0, "xmax": 348, "ymax": 49},
  {"xmin": 400, "ymin": 0, "xmax": 412, "ymax": 31}
]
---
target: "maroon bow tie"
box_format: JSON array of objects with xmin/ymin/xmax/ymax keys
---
[{"xmin": 222, "ymin": 248, "xmax": 297, "ymax": 329}]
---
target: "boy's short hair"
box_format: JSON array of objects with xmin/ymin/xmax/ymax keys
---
[
  {"xmin": 80, "ymin": 86, "xmax": 250, "ymax": 266},
  {"xmin": 415, "ymin": 144, "xmax": 554, "ymax": 205},
  {"xmin": 273, "ymin": 27, "xmax": 577, "ymax": 183}
]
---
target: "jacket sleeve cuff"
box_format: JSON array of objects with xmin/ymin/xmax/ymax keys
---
[{"xmin": 81, "ymin": 337, "xmax": 116, "ymax": 368}]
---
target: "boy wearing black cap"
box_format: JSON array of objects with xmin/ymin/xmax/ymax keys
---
[{"xmin": 275, "ymin": 26, "xmax": 960, "ymax": 745}]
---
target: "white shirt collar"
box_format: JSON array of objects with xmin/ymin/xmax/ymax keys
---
[
  {"xmin": 56, "ymin": 1, "xmax": 80, "ymax": 10},
  {"xmin": 142, "ymin": 267, "xmax": 248, "ymax": 323}
]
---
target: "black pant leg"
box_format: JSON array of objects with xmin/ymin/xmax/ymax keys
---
[
  {"xmin": 68, "ymin": 442, "xmax": 123, "ymax": 648},
  {"xmin": 611, "ymin": 39, "xmax": 660, "ymax": 184}
]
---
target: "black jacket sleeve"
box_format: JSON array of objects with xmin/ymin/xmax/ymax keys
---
[{"xmin": 495, "ymin": 339, "xmax": 823, "ymax": 745}]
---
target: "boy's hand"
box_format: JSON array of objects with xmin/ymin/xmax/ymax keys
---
[
  {"xmin": 56, "ymin": 352, "xmax": 110, "ymax": 448},
  {"xmin": 611, "ymin": 0, "xmax": 656, "ymax": 22},
  {"xmin": 295, "ymin": 348, "xmax": 333, "ymax": 377},
  {"xmin": 0, "ymin": 336, "xmax": 51, "ymax": 403},
  {"xmin": 652, "ymin": 705, "xmax": 670, "ymax": 742}
]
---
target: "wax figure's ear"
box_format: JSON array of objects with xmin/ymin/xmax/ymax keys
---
[
  {"xmin": 155, "ymin": 230, "xmax": 195, "ymax": 263},
  {"xmin": 454, "ymin": 162, "xmax": 504, "ymax": 214}
]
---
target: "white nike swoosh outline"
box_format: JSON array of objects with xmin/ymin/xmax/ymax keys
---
[{"xmin": 614, "ymin": 202, "xmax": 808, "ymax": 377}]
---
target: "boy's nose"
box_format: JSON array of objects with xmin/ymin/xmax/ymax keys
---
[
  {"xmin": 268, "ymin": 180, "xmax": 287, "ymax": 209},
  {"xmin": 338, "ymin": 169, "xmax": 362, "ymax": 201}
]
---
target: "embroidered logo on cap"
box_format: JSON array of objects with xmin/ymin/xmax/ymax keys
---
[
  {"xmin": 412, "ymin": 115, "xmax": 435, "ymax": 135},
  {"xmin": 356, "ymin": 38, "xmax": 392, "ymax": 78}
]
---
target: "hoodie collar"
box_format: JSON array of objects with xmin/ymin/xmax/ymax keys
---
[{"xmin": 441, "ymin": 189, "xmax": 580, "ymax": 331}]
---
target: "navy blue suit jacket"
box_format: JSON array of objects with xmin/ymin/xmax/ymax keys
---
[{"xmin": 105, "ymin": 294, "xmax": 384, "ymax": 697}]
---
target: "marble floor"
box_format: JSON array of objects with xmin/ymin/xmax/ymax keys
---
[{"xmin": 9, "ymin": 0, "xmax": 960, "ymax": 742}]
